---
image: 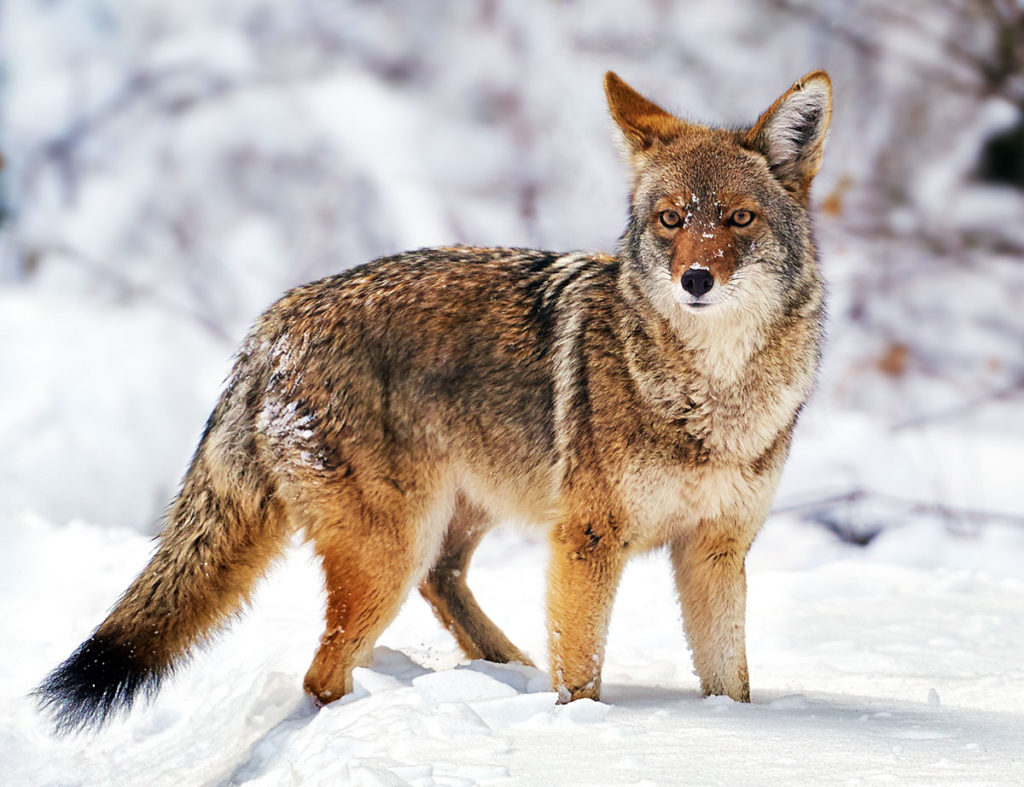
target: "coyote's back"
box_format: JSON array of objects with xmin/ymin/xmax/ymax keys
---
[{"xmin": 38, "ymin": 68, "xmax": 831, "ymax": 732}]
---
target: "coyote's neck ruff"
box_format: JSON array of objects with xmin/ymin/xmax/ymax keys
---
[{"xmin": 39, "ymin": 70, "xmax": 831, "ymax": 732}]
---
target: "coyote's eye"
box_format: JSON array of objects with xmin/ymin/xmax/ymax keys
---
[
  {"xmin": 729, "ymin": 209, "xmax": 755, "ymax": 227},
  {"xmin": 659, "ymin": 210, "xmax": 682, "ymax": 229}
]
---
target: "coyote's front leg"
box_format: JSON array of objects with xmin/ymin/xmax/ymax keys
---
[
  {"xmin": 670, "ymin": 526, "xmax": 756, "ymax": 702},
  {"xmin": 546, "ymin": 515, "xmax": 626, "ymax": 703}
]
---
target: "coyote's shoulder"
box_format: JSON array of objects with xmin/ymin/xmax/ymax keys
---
[{"xmin": 39, "ymin": 69, "xmax": 831, "ymax": 733}]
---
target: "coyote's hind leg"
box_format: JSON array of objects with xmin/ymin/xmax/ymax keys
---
[
  {"xmin": 419, "ymin": 494, "xmax": 533, "ymax": 666},
  {"xmin": 302, "ymin": 490, "xmax": 441, "ymax": 705}
]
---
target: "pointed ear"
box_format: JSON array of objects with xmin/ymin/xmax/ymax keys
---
[
  {"xmin": 745, "ymin": 71, "xmax": 832, "ymax": 200},
  {"xmin": 604, "ymin": 72, "xmax": 690, "ymax": 162}
]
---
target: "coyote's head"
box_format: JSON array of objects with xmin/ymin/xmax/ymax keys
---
[{"xmin": 606, "ymin": 71, "xmax": 831, "ymax": 332}]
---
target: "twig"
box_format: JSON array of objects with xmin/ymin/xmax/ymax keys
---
[
  {"xmin": 890, "ymin": 380, "xmax": 1024, "ymax": 431},
  {"xmin": 31, "ymin": 242, "xmax": 233, "ymax": 343},
  {"xmin": 767, "ymin": 0, "xmax": 994, "ymax": 98},
  {"xmin": 772, "ymin": 487, "xmax": 1024, "ymax": 527}
]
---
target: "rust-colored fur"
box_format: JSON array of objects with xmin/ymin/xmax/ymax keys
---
[{"xmin": 38, "ymin": 70, "xmax": 831, "ymax": 732}]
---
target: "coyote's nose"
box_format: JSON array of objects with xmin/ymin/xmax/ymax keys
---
[{"xmin": 681, "ymin": 268, "xmax": 714, "ymax": 297}]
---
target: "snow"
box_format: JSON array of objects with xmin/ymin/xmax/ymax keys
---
[
  {"xmin": 0, "ymin": 290, "xmax": 227, "ymax": 532},
  {"xmin": 4, "ymin": 510, "xmax": 1024, "ymax": 785}
]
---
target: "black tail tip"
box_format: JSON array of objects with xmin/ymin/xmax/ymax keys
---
[{"xmin": 35, "ymin": 634, "xmax": 164, "ymax": 736}]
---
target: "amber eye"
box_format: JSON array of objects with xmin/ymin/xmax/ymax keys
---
[
  {"xmin": 730, "ymin": 209, "xmax": 755, "ymax": 227},
  {"xmin": 659, "ymin": 209, "xmax": 682, "ymax": 229}
]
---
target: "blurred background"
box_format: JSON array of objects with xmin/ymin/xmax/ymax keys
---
[{"xmin": 0, "ymin": 0, "xmax": 1021, "ymax": 555}]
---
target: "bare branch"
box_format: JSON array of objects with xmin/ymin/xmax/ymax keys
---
[
  {"xmin": 768, "ymin": 0, "xmax": 1024, "ymax": 103},
  {"xmin": 26, "ymin": 242, "xmax": 233, "ymax": 343},
  {"xmin": 890, "ymin": 379, "xmax": 1024, "ymax": 431},
  {"xmin": 773, "ymin": 487, "xmax": 1024, "ymax": 528}
]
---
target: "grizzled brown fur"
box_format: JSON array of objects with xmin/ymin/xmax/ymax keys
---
[{"xmin": 38, "ymin": 70, "xmax": 831, "ymax": 732}]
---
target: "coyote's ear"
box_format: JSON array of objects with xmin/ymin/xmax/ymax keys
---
[
  {"xmin": 604, "ymin": 72, "xmax": 690, "ymax": 163},
  {"xmin": 746, "ymin": 71, "xmax": 832, "ymax": 201}
]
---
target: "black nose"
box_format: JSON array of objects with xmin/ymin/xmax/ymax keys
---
[{"xmin": 681, "ymin": 268, "xmax": 714, "ymax": 297}]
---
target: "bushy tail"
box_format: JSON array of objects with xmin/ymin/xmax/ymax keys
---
[{"xmin": 36, "ymin": 410, "xmax": 289, "ymax": 735}]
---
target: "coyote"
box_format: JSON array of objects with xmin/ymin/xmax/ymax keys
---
[{"xmin": 38, "ymin": 70, "xmax": 831, "ymax": 732}]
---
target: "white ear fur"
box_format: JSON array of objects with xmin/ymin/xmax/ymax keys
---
[
  {"xmin": 748, "ymin": 72, "xmax": 832, "ymax": 195},
  {"xmin": 762, "ymin": 80, "xmax": 830, "ymax": 167}
]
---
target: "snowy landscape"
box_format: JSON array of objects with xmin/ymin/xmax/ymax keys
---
[{"xmin": 2, "ymin": 1, "xmax": 1023, "ymax": 784}]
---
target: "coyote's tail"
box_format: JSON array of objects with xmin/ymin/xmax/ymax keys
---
[{"xmin": 36, "ymin": 399, "xmax": 288, "ymax": 734}]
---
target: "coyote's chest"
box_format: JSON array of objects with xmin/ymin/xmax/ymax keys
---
[
  {"xmin": 615, "ymin": 333, "xmax": 814, "ymax": 546},
  {"xmin": 684, "ymin": 367, "xmax": 809, "ymax": 460},
  {"xmin": 617, "ymin": 399, "xmax": 797, "ymax": 548}
]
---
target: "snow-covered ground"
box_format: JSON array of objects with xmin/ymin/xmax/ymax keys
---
[{"xmin": 4, "ymin": 505, "xmax": 1024, "ymax": 785}]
